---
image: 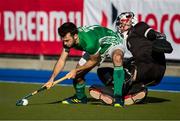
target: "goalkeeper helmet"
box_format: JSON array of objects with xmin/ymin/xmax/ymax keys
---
[{"xmin": 115, "ymin": 12, "xmax": 137, "ymax": 33}]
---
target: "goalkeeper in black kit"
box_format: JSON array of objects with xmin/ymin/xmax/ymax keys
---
[{"xmin": 89, "ymin": 12, "xmax": 173, "ymax": 106}]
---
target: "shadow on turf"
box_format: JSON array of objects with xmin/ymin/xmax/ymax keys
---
[
  {"xmin": 87, "ymin": 97, "xmax": 171, "ymax": 106},
  {"xmin": 28, "ymin": 98, "xmax": 107, "ymax": 106},
  {"xmin": 44, "ymin": 98, "xmax": 105, "ymax": 105},
  {"xmin": 144, "ymin": 96, "xmax": 170, "ymax": 104},
  {"xmin": 28, "ymin": 96, "xmax": 170, "ymax": 106},
  {"xmin": 45, "ymin": 98, "xmax": 107, "ymax": 105},
  {"xmin": 28, "ymin": 100, "xmax": 62, "ymax": 106}
]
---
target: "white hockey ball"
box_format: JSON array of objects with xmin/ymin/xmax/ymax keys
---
[{"xmin": 22, "ymin": 99, "xmax": 28, "ymax": 106}]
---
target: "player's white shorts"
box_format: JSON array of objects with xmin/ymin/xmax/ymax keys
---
[{"xmin": 78, "ymin": 44, "xmax": 125, "ymax": 66}]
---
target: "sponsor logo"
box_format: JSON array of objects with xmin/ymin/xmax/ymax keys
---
[{"xmin": 3, "ymin": 11, "xmax": 82, "ymax": 42}]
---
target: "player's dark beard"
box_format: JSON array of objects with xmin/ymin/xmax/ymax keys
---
[
  {"xmin": 71, "ymin": 42, "xmax": 76, "ymax": 48},
  {"xmin": 70, "ymin": 41, "xmax": 76, "ymax": 48},
  {"xmin": 70, "ymin": 36, "xmax": 78, "ymax": 48}
]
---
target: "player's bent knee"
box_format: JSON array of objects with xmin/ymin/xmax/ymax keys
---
[
  {"xmin": 73, "ymin": 77, "xmax": 85, "ymax": 84},
  {"xmin": 112, "ymin": 50, "xmax": 123, "ymax": 66}
]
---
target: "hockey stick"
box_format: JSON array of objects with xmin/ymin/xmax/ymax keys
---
[{"xmin": 16, "ymin": 75, "xmax": 68, "ymax": 106}]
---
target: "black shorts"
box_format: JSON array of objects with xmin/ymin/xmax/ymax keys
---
[
  {"xmin": 136, "ymin": 63, "xmax": 166, "ymax": 86},
  {"xmin": 96, "ymin": 67, "xmax": 147, "ymax": 96}
]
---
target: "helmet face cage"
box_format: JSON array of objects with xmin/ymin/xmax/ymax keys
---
[{"xmin": 115, "ymin": 12, "xmax": 136, "ymax": 33}]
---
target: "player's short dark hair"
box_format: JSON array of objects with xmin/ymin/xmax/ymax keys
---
[{"xmin": 58, "ymin": 22, "xmax": 78, "ymax": 37}]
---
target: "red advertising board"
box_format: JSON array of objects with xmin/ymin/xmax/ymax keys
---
[
  {"xmin": 0, "ymin": 0, "xmax": 179, "ymax": 59},
  {"xmin": 0, "ymin": 0, "xmax": 83, "ymax": 56}
]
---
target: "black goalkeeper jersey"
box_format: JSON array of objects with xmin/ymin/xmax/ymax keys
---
[{"xmin": 126, "ymin": 22, "xmax": 166, "ymax": 66}]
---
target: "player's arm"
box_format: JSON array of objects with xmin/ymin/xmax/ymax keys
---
[
  {"xmin": 77, "ymin": 53, "xmax": 100, "ymax": 71},
  {"xmin": 66, "ymin": 38, "xmax": 101, "ymax": 79},
  {"xmin": 43, "ymin": 49, "xmax": 69, "ymax": 89},
  {"xmin": 66, "ymin": 52, "xmax": 100, "ymax": 79},
  {"xmin": 134, "ymin": 22, "xmax": 173, "ymax": 53},
  {"xmin": 134, "ymin": 22, "xmax": 165, "ymax": 40}
]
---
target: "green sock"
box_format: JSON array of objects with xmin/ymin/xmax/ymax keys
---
[
  {"xmin": 74, "ymin": 83, "xmax": 86, "ymax": 99},
  {"xmin": 113, "ymin": 66, "xmax": 125, "ymax": 97}
]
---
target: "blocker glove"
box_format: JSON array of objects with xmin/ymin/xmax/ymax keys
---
[{"xmin": 152, "ymin": 32, "xmax": 173, "ymax": 53}]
